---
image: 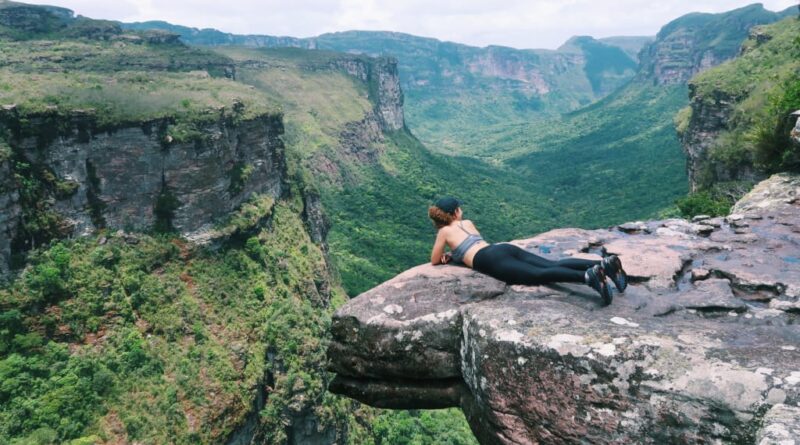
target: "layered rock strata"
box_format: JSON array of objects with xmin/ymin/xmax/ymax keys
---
[
  {"xmin": 329, "ymin": 173, "xmax": 800, "ymax": 444},
  {"xmin": 327, "ymin": 56, "xmax": 404, "ymax": 131},
  {"xmin": 0, "ymin": 108, "xmax": 288, "ymax": 269}
]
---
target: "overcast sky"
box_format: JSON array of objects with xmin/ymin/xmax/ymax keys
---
[{"xmin": 27, "ymin": 0, "xmax": 799, "ymax": 49}]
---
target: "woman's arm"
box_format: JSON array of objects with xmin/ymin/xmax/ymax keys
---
[{"xmin": 430, "ymin": 229, "xmax": 450, "ymax": 265}]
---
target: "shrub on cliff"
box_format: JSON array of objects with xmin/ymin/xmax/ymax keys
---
[
  {"xmin": 674, "ymin": 190, "xmax": 733, "ymax": 217},
  {"xmin": 750, "ymin": 75, "xmax": 800, "ymax": 172},
  {"xmin": 689, "ymin": 17, "xmax": 800, "ymax": 182}
]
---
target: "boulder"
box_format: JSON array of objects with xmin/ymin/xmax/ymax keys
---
[{"xmin": 328, "ymin": 174, "xmax": 800, "ymax": 444}]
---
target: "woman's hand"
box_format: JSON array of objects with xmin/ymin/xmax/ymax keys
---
[{"xmin": 440, "ymin": 252, "xmax": 452, "ymax": 264}]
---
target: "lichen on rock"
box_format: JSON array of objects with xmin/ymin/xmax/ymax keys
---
[{"xmin": 328, "ymin": 173, "xmax": 800, "ymax": 444}]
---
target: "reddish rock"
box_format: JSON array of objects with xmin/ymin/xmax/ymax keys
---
[{"xmin": 328, "ymin": 174, "xmax": 800, "ymax": 444}]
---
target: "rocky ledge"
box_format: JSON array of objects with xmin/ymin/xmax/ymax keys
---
[{"xmin": 328, "ymin": 173, "xmax": 800, "ymax": 444}]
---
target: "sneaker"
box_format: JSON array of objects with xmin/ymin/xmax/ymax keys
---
[
  {"xmin": 601, "ymin": 255, "xmax": 627, "ymax": 293},
  {"xmin": 585, "ymin": 264, "xmax": 613, "ymax": 306}
]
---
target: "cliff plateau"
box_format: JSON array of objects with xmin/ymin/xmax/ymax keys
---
[
  {"xmin": 679, "ymin": 16, "xmax": 800, "ymax": 192},
  {"xmin": 328, "ymin": 173, "xmax": 800, "ymax": 444}
]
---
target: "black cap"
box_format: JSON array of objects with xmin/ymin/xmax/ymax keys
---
[{"xmin": 434, "ymin": 197, "xmax": 462, "ymax": 214}]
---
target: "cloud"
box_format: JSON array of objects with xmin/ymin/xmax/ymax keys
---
[{"xmin": 23, "ymin": 0, "xmax": 799, "ymax": 48}]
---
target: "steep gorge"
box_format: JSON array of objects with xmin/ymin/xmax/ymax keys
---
[{"xmin": 0, "ymin": 4, "xmax": 361, "ymax": 443}]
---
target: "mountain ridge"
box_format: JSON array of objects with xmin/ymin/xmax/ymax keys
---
[{"xmin": 121, "ymin": 19, "xmax": 644, "ymax": 153}]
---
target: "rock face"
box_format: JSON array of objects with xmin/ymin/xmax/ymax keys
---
[
  {"xmin": 677, "ymin": 18, "xmax": 795, "ymax": 192},
  {"xmin": 637, "ymin": 4, "xmax": 789, "ymax": 86},
  {"xmin": 0, "ymin": 108, "xmax": 288, "ymax": 270},
  {"xmin": 0, "ymin": 157, "xmax": 20, "ymax": 278},
  {"xmin": 328, "ymin": 173, "xmax": 800, "ymax": 444},
  {"xmin": 678, "ymin": 85, "xmax": 765, "ymax": 191},
  {"xmin": 328, "ymin": 57, "xmax": 404, "ymax": 131}
]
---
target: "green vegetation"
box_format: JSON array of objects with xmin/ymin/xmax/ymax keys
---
[
  {"xmin": 674, "ymin": 191, "xmax": 733, "ymax": 217},
  {"xmin": 0, "ymin": 139, "xmax": 10, "ymax": 161},
  {"xmin": 220, "ymin": 47, "xmax": 565, "ymax": 296},
  {"xmin": 371, "ymin": 409, "xmax": 477, "ymax": 444},
  {"xmin": 0, "ymin": 38, "xmax": 231, "ymax": 74},
  {"xmin": 451, "ymin": 81, "xmax": 690, "ymax": 227},
  {"xmin": 9, "ymin": 155, "xmax": 72, "ymax": 261},
  {"xmin": 0, "ymin": 69, "xmax": 273, "ymax": 130},
  {"xmin": 209, "ymin": 195, "xmax": 275, "ymax": 241},
  {"xmin": 0, "ymin": 197, "xmax": 363, "ymax": 444},
  {"xmin": 126, "ymin": 23, "xmax": 646, "ymax": 155},
  {"xmin": 689, "ymin": 17, "xmax": 800, "ymax": 180}
]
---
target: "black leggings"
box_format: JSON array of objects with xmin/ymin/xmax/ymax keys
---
[{"xmin": 472, "ymin": 243, "xmax": 599, "ymax": 285}]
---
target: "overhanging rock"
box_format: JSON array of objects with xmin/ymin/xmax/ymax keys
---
[{"xmin": 328, "ymin": 173, "xmax": 800, "ymax": 444}]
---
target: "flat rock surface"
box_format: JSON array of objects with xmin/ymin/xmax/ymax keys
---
[{"xmin": 328, "ymin": 174, "xmax": 800, "ymax": 444}]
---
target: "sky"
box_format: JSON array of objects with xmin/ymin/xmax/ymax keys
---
[{"xmin": 26, "ymin": 0, "xmax": 799, "ymax": 49}]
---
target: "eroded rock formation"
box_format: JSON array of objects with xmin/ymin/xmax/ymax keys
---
[
  {"xmin": 0, "ymin": 107, "xmax": 288, "ymax": 270},
  {"xmin": 328, "ymin": 56, "xmax": 404, "ymax": 131},
  {"xmin": 328, "ymin": 173, "xmax": 800, "ymax": 444}
]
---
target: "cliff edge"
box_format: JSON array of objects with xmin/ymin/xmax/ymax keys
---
[{"xmin": 328, "ymin": 173, "xmax": 800, "ymax": 444}]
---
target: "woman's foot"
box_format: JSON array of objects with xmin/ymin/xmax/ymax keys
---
[
  {"xmin": 601, "ymin": 254, "xmax": 627, "ymax": 293},
  {"xmin": 585, "ymin": 265, "xmax": 613, "ymax": 306}
]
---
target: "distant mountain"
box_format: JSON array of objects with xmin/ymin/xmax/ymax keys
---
[
  {"xmin": 556, "ymin": 35, "xmax": 640, "ymax": 95},
  {"xmin": 638, "ymin": 3, "xmax": 796, "ymax": 84},
  {"xmin": 451, "ymin": 3, "xmax": 796, "ymax": 227},
  {"xmin": 597, "ymin": 36, "xmax": 654, "ymax": 61},
  {"xmin": 122, "ymin": 20, "xmax": 309, "ymax": 48},
  {"xmin": 121, "ymin": 21, "xmax": 641, "ymax": 153}
]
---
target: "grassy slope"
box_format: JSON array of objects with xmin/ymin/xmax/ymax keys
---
[
  {"xmin": 468, "ymin": 81, "xmax": 690, "ymax": 226},
  {"xmin": 0, "ymin": 29, "xmax": 274, "ymax": 127},
  {"xmin": 688, "ymin": 16, "xmax": 800, "ymax": 176}
]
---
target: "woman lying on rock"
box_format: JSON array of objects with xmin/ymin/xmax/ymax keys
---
[{"xmin": 428, "ymin": 197, "xmax": 627, "ymax": 306}]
